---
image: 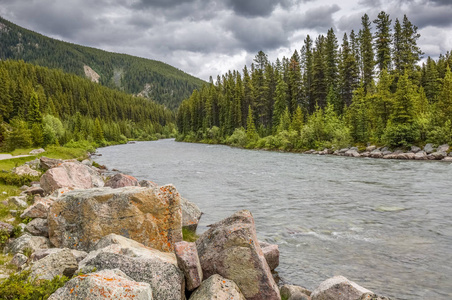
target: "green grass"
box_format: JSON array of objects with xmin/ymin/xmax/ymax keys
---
[
  {"xmin": 0, "ymin": 157, "xmax": 35, "ymax": 172},
  {"xmin": 37, "ymin": 145, "xmax": 90, "ymax": 160},
  {"xmin": 182, "ymin": 227, "xmax": 199, "ymax": 242},
  {"xmin": 0, "ymin": 184, "xmax": 20, "ymax": 202}
]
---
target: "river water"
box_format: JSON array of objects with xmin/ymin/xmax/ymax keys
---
[{"xmin": 94, "ymin": 139, "xmax": 452, "ymax": 299}]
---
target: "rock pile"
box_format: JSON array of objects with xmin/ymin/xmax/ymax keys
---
[
  {"xmin": 0, "ymin": 156, "xmax": 392, "ymax": 299},
  {"xmin": 308, "ymin": 143, "xmax": 452, "ymax": 161}
]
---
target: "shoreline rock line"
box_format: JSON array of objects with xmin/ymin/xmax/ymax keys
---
[{"xmin": 0, "ymin": 156, "xmax": 393, "ymax": 299}]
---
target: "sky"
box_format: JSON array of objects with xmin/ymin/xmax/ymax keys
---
[{"xmin": 1, "ymin": 0, "xmax": 452, "ymax": 81}]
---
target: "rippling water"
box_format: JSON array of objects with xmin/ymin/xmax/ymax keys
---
[{"xmin": 94, "ymin": 139, "xmax": 452, "ymax": 299}]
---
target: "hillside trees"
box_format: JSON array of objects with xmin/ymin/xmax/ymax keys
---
[
  {"xmin": 177, "ymin": 11, "xmax": 451, "ymax": 149},
  {"xmin": 0, "ymin": 60, "xmax": 175, "ymax": 151}
]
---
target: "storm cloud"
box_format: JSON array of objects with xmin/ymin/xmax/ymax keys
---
[{"xmin": 0, "ymin": 0, "xmax": 451, "ymax": 80}]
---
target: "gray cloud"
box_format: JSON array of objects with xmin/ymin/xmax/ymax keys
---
[{"xmin": 0, "ymin": 0, "xmax": 451, "ymax": 80}]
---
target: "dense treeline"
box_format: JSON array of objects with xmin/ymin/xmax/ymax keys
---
[
  {"xmin": 0, "ymin": 17, "xmax": 205, "ymax": 109},
  {"xmin": 177, "ymin": 12, "xmax": 452, "ymax": 150},
  {"xmin": 0, "ymin": 60, "xmax": 176, "ymax": 151}
]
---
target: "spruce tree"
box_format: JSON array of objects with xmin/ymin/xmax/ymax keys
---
[
  {"xmin": 359, "ymin": 14, "xmax": 375, "ymax": 93},
  {"xmin": 373, "ymin": 11, "xmax": 392, "ymax": 72}
]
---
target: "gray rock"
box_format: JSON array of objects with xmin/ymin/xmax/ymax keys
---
[
  {"xmin": 11, "ymin": 253, "xmax": 28, "ymax": 269},
  {"xmin": 280, "ymin": 284, "xmax": 312, "ymax": 300},
  {"xmin": 39, "ymin": 157, "xmax": 64, "ymax": 171},
  {"xmin": 20, "ymin": 198, "xmax": 53, "ymax": 219},
  {"xmin": 81, "ymin": 159, "xmax": 92, "ymax": 166},
  {"xmin": 442, "ymin": 157, "xmax": 452, "ymax": 162},
  {"xmin": 13, "ymin": 165, "xmax": 40, "ymax": 177},
  {"xmin": 139, "ymin": 180, "xmax": 158, "ymax": 188},
  {"xmin": 382, "ymin": 150, "xmax": 392, "ymax": 156},
  {"xmin": 23, "ymin": 186, "xmax": 45, "ymax": 197},
  {"xmin": 78, "ymin": 234, "xmax": 184, "ymax": 300},
  {"xmin": 311, "ymin": 276, "xmax": 378, "ymax": 300},
  {"xmin": 181, "ymin": 197, "xmax": 202, "ymax": 231},
  {"xmin": 0, "ymin": 222, "xmax": 14, "ymax": 236},
  {"xmin": 410, "ymin": 146, "xmax": 421, "ymax": 153},
  {"xmin": 437, "ymin": 144, "xmax": 449, "ymax": 153},
  {"xmin": 345, "ymin": 149, "xmax": 361, "ymax": 157},
  {"xmin": 370, "ymin": 149, "xmax": 383, "ymax": 158},
  {"xmin": 25, "ymin": 218, "xmax": 49, "ymax": 237},
  {"xmin": 25, "ymin": 159, "xmax": 40, "ymax": 170},
  {"xmin": 174, "ymin": 241, "xmax": 202, "ymax": 291},
  {"xmin": 5, "ymin": 233, "xmax": 50, "ymax": 255},
  {"xmin": 260, "ymin": 241, "xmax": 279, "ymax": 271},
  {"xmin": 28, "ymin": 248, "xmax": 78, "ymax": 280},
  {"xmin": 424, "ymin": 143, "xmax": 435, "ymax": 154},
  {"xmin": 8, "ymin": 196, "xmax": 28, "ymax": 208},
  {"xmin": 29, "ymin": 148, "xmax": 45, "ymax": 155},
  {"xmin": 339, "ymin": 148, "xmax": 349, "ymax": 154},
  {"xmin": 48, "ymin": 269, "xmax": 153, "ymax": 300},
  {"xmin": 189, "ymin": 274, "xmax": 246, "ymax": 300},
  {"xmin": 105, "ymin": 173, "xmax": 139, "ymax": 188},
  {"xmin": 414, "ymin": 151, "xmax": 427, "ymax": 160},
  {"xmin": 196, "ymin": 210, "xmax": 280, "ymax": 300},
  {"xmin": 431, "ymin": 151, "xmax": 447, "ymax": 160},
  {"xmin": 366, "ymin": 145, "xmax": 377, "ymax": 152},
  {"xmin": 30, "ymin": 248, "xmax": 88, "ymax": 263}
]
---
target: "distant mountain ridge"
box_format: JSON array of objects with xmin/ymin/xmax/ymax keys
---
[{"xmin": 0, "ymin": 17, "xmax": 205, "ymax": 109}]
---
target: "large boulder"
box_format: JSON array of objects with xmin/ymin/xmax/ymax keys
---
[
  {"xmin": 414, "ymin": 151, "xmax": 427, "ymax": 160},
  {"xmin": 78, "ymin": 235, "xmax": 184, "ymax": 300},
  {"xmin": 13, "ymin": 165, "xmax": 40, "ymax": 177},
  {"xmin": 174, "ymin": 241, "xmax": 202, "ymax": 291},
  {"xmin": 28, "ymin": 248, "xmax": 78, "ymax": 280},
  {"xmin": 189, "ymin": 274, "xmax": 246, "ymax": 300},
  {"xmin": 5, "ymin": 233, "xmax": 50, "ymax": 255},
  {"xmin": 311, "ymin": 276, "xmax": 388, "ymax": 300},
  {"xmin": 48, "ymin": 185, "xmax": 182, "ymax": 252},
  {"xmin": 48, "ymin": 269, "xmax": 153, "ymax": 300},
  {"xmin": 105, "ymin": 173, "xmax": 139, "ymax": 188},
  {"xmin": 22, "ymin": 186, "xmax": 45, "ymax": 197},
  {"xmin": 423, "ymin": 143, "xmax": 435, "ymax": 154},
  {"xmin": 181, "ymin": 197, "xmax": 202, "ymax": 231},
  {"xmin": 8, "ymin": 196, "xmax": 28, "ymax": 208},
  {"xmin": 196, "ymin": 210, "xmax": 280, "ymax": 300},
  {"xmin": 11, "ymin": 253, "xmax": 28, "ymax": 269},
  {"xmin": 40, "ymin": 161, "xmax": 104, "ymax": 194},
  {"xmin": 437, "ymin": 144, "xmax": 449, "ymax": 153}
]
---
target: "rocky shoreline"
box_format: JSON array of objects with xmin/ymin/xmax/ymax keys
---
[
  {"xmin": 0, "ymin": 154, "xmax": 393, "ymax": 299},
  {"xmin": 305, "ymin": 143, "xmax": 452, "ymax": 162}
]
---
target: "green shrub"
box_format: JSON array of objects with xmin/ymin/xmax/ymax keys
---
[
  {"xmin": 182, "ymin": 227, "xmax": 199, "ymax": 242},
  {"xmin": 0, "ymin": 172, "xmax": 39, "ymax": 187},
  {"xmin": 226, "ymin": 128, "xmax": 247, "ymax": 147},
  {"xmin": 382, "ymin": 122, "xmax": 420, "ymax": 148},
  {"xmin": 0, "ymin": 270, "xmax": 69, "ymax": 300}
]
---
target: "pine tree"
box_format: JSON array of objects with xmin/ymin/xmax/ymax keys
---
[
  {"xmin": 27, "ymin": 92, "xmax": 43, "ymax": 126},
  {"xmin": 359, "ymin": 14, "xmax": 375, "ymax": 93},
  {"xmin": 325, "ymin": 28, "xmax": 339, "ymax": 90},
  {"xmin": 339, "ymin": 33, "xmax": 359, "ymax": 108},
  {"xmin": 373, "ymin": 11, "xmax": 392, "ymax": 72},
  {"xmin": 288, "ymin": 50, "xmax": 302, "ymax": 115},
  {"xmin": 401, "ymin": 15, "xmax": 423, "ymax": 74},
  {"xmin": 437, "ymin": 66, "xmax": 452, "ymax": 124},
  {"xmin": 290, "ymin": 106, "xmax": 303, "ymax": 134},
  {"xmin": 312, "ymin": 35, "xmax": 327, "ymax": 110},
  {"xmin": 273, "ymin": 77, "xmax": 288, "ymax": 131},
  {"xmin": 246, "ymin": 105, "xmax": 257, "ymax": 141},
  {"xmin": 93, "ymin": 117, "xmax": 104, "ymax": 143},
  {"xmin": 301, "ymin": 35, "xmax": 314, "ymax": 113}
]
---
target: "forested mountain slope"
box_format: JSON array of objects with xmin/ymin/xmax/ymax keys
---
[
  {"xmin": 0, "ymin": 17, "xmax": 205, "ymax": 110},
  {"xmin": 0, "ymin": 60, "xmax": 175, "ymax": 150}
]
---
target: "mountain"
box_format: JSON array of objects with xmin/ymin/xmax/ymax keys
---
[{"xmin": 0, "ymin": 17, "xmax": 205, "ymax": 110}]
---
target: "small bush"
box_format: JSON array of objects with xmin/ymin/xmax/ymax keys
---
[
  {"xmin": 226, "ymin": 128, "xmax": 247, "ymax": 147},
  {"xmin": 0, "ymin": 172, "xmax": 39, "ymax": 187},
  {"xmin": 182, "ymin": 227, "xmax": 199, "ymax": 242},
  {"xmin": 0, "ymin": 269, "xmax": 69, "ymax": 300}
]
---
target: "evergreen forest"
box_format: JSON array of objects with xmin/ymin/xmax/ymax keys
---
[
  {"xmin": 0, "ymin": 60, "xmax": 175, "ymax": 151},
  {"xmin": 0, "ymin": 17, "xmax": 205, "ymax": 110},
  {"xmin": 177, "ymin": 12, "xmax": 452, "ymax": 151}
]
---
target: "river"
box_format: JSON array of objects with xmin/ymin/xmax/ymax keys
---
[{"xmin": 93, "ymin": 139, "xmax": 452, "ymax": 299}]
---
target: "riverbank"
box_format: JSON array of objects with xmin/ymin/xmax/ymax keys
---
[
  {"xmin": 0, "ymin": 144, "xmax": 397, "ymax": 299},
  {"xmin": 178, "ymin": 135, "xmax": 452, "ymax": 162}
]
